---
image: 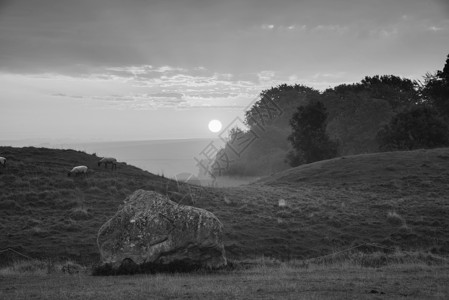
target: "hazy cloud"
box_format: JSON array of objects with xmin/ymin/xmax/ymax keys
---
[
  {"xmin": 261, "ymin": 24, "xmax": 275, "ymax": 30},
  {"xmin": 257, "ymin": 71, "xmax": 276, "ymax": 83},
  {"xmin": 40, "ymin": 65, "xmax": 265, "ymax": 111},
  {"xmin": 3, "ymin": 0, "xmax": 448, "ymax": 141},
  {"xmin": 148, "ymin": 92, "xmax": 184, "ymax": 99},
  {"xmin": 2, "ymin": 0, "xmax": 447, "ymax": 77},
  {"xmin": 312, "ymin": 24, "xmax": 350, "ymax": 35}
]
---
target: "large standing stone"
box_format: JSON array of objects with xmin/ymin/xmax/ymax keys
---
[{"xmin": 97, "ymin": 189, "xmax": 227, "ymax": 269}]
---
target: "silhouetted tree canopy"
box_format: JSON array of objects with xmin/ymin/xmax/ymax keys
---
[
  {"xmin": 421, "ymin": 54, "xmax": 449, "ymax": 119},
  {"xmin": 287, "ymin": 101, "xmax": 338, "ymax": 166},
  {"xmin": 325, "ymin": 75, "xmax": 420, "ymax": 110},
  {"xmin": 210, "ymin": 84, "xmax": 319, "ymax": 176},
  {"xmin": 209, "ymin": 53, "xmax": 449, "ymax": 176},
  {"xmin": 376, "ymin": 106, "xmax": 449, "ymax": 151},
  {"xmin": 245, "ymin": 84, "xmax": 319, "ymax": 129},
  {"xmin": 322, "ymin": 91, "xmax": 394, "ymax": 155}
]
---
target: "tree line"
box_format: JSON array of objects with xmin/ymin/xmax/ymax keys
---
[{"xmin": 211, "ymin": 54, "xmax": 449, "ymax": 176}]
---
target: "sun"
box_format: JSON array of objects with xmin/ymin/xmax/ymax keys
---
[{"xmin": 208, "ymin": 119, "xmax": 222, "ymax": 133}]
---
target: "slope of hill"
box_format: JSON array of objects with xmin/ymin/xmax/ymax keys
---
[
  {"xmin": 1, "ymin": 146, "xmax": 448, "ymax": 266},
  {"xmin": 0, "ymin": 146, "xmax": 206, "ymax": 265},
  {"xmin": 258, "ymin": 148, "xmax": 449, "ymax": 188},
  {"xmin": 226, "ymin": 147, "xmax": 449, "ymax": 258}
]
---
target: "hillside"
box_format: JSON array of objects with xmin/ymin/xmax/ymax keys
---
[
  {"xmin": 227, "ymin": 148, "xmax": 449, "ymax": 258},
  {"xmin": 1, "ymin": 146, "xmax": 449, "ymax": 266},
  {"xmin": 0, "ymin": 146, "xmax": 215, "ymax": 265}
]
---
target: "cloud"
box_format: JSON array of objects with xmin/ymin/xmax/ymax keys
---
[
  {"xmin": 148, "ymin": 92, "xmax": 184, "ymax": 99},
  {"xmin": 311, "ymin": 24, "xmax": 349, "ymax": 35},
  {"xmin": 259, "ymin": 23, "xmax": 307, "ymax": 33},
  {"xmin": 257, "ymin": 70, "xmax": 276, "ymax": 83},
  {"xmin": 156, "ymin": 66, "xmax": 186, "ymax": 73},
  {"xmin": 73, "ymin": 93, "xmax": 189, "ymax": 111},
  {"xmin": 42, "ymin": 65, "xmax": 263, "ymax": 111},
  {"xmin": 364, "ymin": 26, "xmax": 399, "ymax": 39},
  {"xmin": 51, "ymin": 92, "xmax": 68, "ymax": 97},
  {"xmin": 312, "ymin": 72, "xmax": 347, "ymax": 79},
  {"xmin": 427, "ymin": 26, "xmax": 444, "ymax": 32},
  {"xmin": 106, "ymin": 65, "xmax": 154, "ymax": 77},
  {"xmin": 186, "ymin": 92, "xmax": 238, "ymax": 99},
  {"xmin": 261, "ymin": 24, "xmax": 275, "ymax": 30}
]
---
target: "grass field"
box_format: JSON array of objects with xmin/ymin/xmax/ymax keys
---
[
  {"xmin": 1, "ymin": 146, "xmax": 449, "ymax": 298},
  {"xmin": 1, "ymin": 146, "xmax": 449, "ymax": 265},
  {"xmin": 0, "ymin": 146, "xmax": 179, "ymax": 264},
  {"xmin": 1, "ymin": 253, "xmax": 448, "ymax": 299}
]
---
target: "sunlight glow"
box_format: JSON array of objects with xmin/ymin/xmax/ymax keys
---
[{"xmin": 208, "ymin": 119, "xmax": 222, "ymax": 133}]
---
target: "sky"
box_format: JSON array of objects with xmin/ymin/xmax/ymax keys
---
[{"xmin": 1, "ymin": 0, "xmax": 448, "ymax": 143}]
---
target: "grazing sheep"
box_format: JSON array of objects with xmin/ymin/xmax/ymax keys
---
[
  {"xmin": 98, "ymin": 157, "xmax": 117, "ymax": 170},
  {"xmin": 278, "ymin": 199, "xmax": 287, "ymax": 207},
  {"xmin": 0, "ymin": 157, "xmax": 6, "ymax": 168},
  {"xmin": 68, "ymin": 165, "xmax": 88, "ymax": 177}
]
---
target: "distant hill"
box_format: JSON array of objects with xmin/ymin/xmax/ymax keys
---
[
  {"xmin": 63, "ymin": 138, "xmax": 222, "ymax": 177},
  {"xmin": 259, "ymin": 148, "xmax": 449, "ymax": 187},
  {"xmin": 0, "ymin": 138, "xmax": 223, "ymax": 177},
  {"xmin": 1, "ymin": 146, "xmax": 448, "ymax": 265}
]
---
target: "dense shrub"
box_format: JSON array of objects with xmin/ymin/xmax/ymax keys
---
[
  {"xmin": 387, "ymin": 211, "xmax": 405, "ymax": 227},
  {"xmin": 377, "ymin": 106, "xmax": 449, "ymax": 151}
]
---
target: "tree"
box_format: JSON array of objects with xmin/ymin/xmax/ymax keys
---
[
  {"xmin": 287, "ymin": 101, "xmax": 338, "ymax": 166},
  {"xmin": 322, "ymin": 91, "xmax": 395, "ymax": 155},
  {"xmin": 245, "ymin": 84, "xmax": 319, "ymax": 130},
  {"xmin": 325, "ymin": 75, "xmax": 420, "ymax": 111},
  {"xmin": 211, "ymin": 84, "xmax": 319, "ymax": 176},
  {"xmin": 360, "ymin": 75, "xmax": 420, "ymax": 109},
  {"xmin": 321, "ymin": 75, "xmax": 420, "ymax": 155},
  {"xmin": 421, "ymin": 54, "xmax": 449, "ymax": 119},
  {"xmin": 376, "ymin": 105, "xmax": 449, "ymax": 151}
]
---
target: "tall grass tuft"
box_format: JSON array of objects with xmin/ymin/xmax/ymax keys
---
[
  {"xmin": 70, "ymin": 206, "xmax": 91, "ymax": 220},
  {"xmin": 387, "ymin": 211, "xmax": 405, "ymax": 226},
  {"xmin": 0, "ymin": 259, "xmax": 86, "ymax": 276}
]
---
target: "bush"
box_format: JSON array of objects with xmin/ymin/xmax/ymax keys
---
[
  {"xmin": 60, "ymin": 261, "xmax": 86, "ymax": 274},
  {"xmin": 70, "ymin": 206, "xmax": 91, "ymax": 220},
  {"xmin": 387, "ymin": 211, "xmax": 405, "ymax": 227},
  {"xmin": 377, "ymin": 106, "xmax": 449, "ymax": 151}
]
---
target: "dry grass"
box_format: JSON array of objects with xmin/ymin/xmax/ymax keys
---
[
  {"xmin": 387, "ymin": 211, "xmax": 405, "ymax": 226},
  {"xmin": 0, "ymin": 253, "xmax": 448, "ymax": 299},
  {"xmin": 0, "ymin": 259, "xmax": 86, "ymax": 276}
]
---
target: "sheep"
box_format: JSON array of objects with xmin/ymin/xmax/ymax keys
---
[
  {"xmin": 97, "ymin": 157, "xmax": 117, "ymax": 170},
  {"xmin": 0, "ymin": 157, "xmax": 6, "ymax": 168},
  {"xmin": 68, "ymin": 165, "xmax": 88, "ymax": 177},
  {"xmin": 278, "ymin": 199, "xmax": 287, "ymax": 207}
]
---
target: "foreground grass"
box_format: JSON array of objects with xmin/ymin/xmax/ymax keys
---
[
  {"xmin": 1, "ymin": 253, "xmax": 448, "ymax": 299},
  {"xmin": 1, "ymin": 263, "xmax": 448, "ymax": 299}
]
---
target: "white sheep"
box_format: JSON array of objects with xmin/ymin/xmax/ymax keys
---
[
  {"xmin": 0, "ymin": 157, "xmax": 6, "ymax": 168},
  {"xmin": 97, "ymin": 157, "xmax": 117, "ymax": 170},
  {"xmin": 68, "ymin": 165, "xmax": 88, "ymax": 177}
]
